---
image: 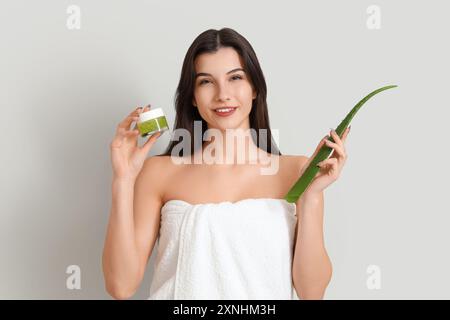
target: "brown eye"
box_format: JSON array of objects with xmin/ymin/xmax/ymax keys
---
[
  {"xmin": 199, "ymin": 79, "xmax": 210, "ymax": 85},
  {"xmin": 231, "ymin": 75, "xmax": 243, "ymax": 81}
]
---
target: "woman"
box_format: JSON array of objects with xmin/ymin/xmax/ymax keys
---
[{"xmin": 102, "ymin": 28, "xmax": 350, "ymax": 300}]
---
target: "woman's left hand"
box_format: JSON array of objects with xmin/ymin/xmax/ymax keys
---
[{"xmin": 300, "ymin": 127, "xmax": 351, "ymax": 197}]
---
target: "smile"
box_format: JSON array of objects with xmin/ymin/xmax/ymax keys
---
[{"xmin": 214, "ymin": 107, "xmax": 238, "ymax": 117}]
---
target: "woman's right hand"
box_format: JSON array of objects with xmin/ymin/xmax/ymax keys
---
[{"xmin": 110, "ymin": 105, "xmax": 163, "ymax": 181}]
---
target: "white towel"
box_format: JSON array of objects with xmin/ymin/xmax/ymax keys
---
[{"xmin": 148, "ymin": 198, "xmax": 300, "ymax": 300}]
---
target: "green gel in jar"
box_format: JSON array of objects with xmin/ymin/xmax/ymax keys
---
[{"xmin": 137, "ymin": 108, "xmax": 169, "ymax": 137}]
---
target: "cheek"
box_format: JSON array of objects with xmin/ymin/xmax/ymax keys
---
[
  {"xmin": 194, "ymin": 87, "xmax": 213, "ymax": 104},
  {"xmin": 236, "ymin": 85, "xmax": 254, "ymax": 105},
  {"xmin": 193, "ymin": 88, "xmax": 214, "ymax": 119}
]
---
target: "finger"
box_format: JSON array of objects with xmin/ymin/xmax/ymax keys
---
[
  {"xmin": 128, "ymin": 106, "xmax": 144, "ymax": 119},
  {"xmin": 317, "ymin": 157, "xmax": 338, "ymax": 169},
  {"xmin": 115, "ymin": 127, "xmax": 128, "ymax": 139},
  {"xmin": 330, "ymin": 129, "xmax": 346, "ymax": 152},
  {"xmin": 114, "ymin": 127, "xmax": 139, "ymax": 145},
  {"xmin": 139, "ymin": 130, "xmax": 163, "ymax": 155},
  {"xmin": 110, "ymin": 138, "xmax": 122, "ymax": 149},
  {"xmin": 125, "ymin": 104, "xmax": 151, "ymax": 131},
  {"xmin": 111, "ymin": 128, "xmax": 137, "ymax": 148},
  {"xmin": 341, "ymin": 126, "xmax": 351, "ymax": 143},
  {"xmin": 117, "ymin": 107, "xmax": 143, "ymax": 130},
  {"xmin": 125, "ymin": 128, "xmax": 140, "ymax": 139},
  {"xmin": 317, "ymin": 158, "xmax": 340, "ymax": 178},
  {"xmin": 324, "ymin": 139, "xmax": 346, "ymax": 160},
  {"xmin": 303, "ymin": 134, "xmax": 329, "ymax": 168},
  {"xmin": 131, "ymin": 104, "xmax": 152, "ymax": 131},
  {"xmin": 314, "ymin": 134, "xmax": 329, "ymax": 156}
]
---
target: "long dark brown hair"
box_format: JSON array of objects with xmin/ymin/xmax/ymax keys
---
[{"xmin": 161, "ymin": 27, "xmax": 281, "ymax": 157}]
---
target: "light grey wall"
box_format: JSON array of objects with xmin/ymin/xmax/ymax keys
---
[{"xmin": 1, "ymin": 0, "xmax": 448, "ymax": 299}]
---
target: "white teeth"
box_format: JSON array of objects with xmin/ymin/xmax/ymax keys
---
[{"xmin": 215, "ymin": 108, "xmax": 234, "ymax": 113}]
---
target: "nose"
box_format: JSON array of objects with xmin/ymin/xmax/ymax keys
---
[{"xmin": 215, "ymin": 81, "xmax": 232, "ymax": 102}]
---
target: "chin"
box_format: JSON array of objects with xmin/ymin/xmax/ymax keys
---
[{"xmin": 218, "ymin": 120, "xmax": 249, "ymax": 132}]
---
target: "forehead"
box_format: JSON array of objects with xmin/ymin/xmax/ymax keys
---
[{"xmin": 194, "ymin": 47, "xmax": 243, "ymax": 74}]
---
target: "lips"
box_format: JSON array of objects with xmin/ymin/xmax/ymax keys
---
[{"xmin": 214, "ymin": 106, "xmax": 238, "ymax": 117}]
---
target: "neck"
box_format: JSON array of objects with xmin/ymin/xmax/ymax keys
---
[{"xmin": 199, "ymin": 127, "xmax": 264, "ymax": 165}]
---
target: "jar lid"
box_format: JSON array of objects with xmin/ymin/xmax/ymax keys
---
[{"xmin": 138, "ymin": 108, "xmax": 165, "ymax": 122}]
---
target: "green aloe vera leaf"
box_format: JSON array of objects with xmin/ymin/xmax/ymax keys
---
[{"xmin": 284, "ymin": 85, "xmax": 397, "ymax": 203}]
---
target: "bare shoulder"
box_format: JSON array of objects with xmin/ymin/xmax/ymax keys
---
[
  {"xmin": 141, "ymin": 155, "xmax": 170, "ymax": 177},
  {"xmin": 141, "ymin": 154, "xmax": 173, "ymax": 173},
  {"xmin": 138, "ymin": 155, "xmax": 175, "ymax": 197}
]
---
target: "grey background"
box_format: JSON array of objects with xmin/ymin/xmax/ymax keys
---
[{"xmin": 1, "ymin": 0, "xmax": 448, "ymax": 299}]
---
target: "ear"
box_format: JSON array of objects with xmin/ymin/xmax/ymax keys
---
[
  {"xmin": 192, "ymin": 98, "xmax": 197, "ymax": 107},
  {"xmin": 252, "ymin": 89, "xmax": 257, "ymax": 100}
]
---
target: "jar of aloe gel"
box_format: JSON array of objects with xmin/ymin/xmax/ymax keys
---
[{"xmin": 137, "ymin": 108, "xmax": 169, "ymax": 137}]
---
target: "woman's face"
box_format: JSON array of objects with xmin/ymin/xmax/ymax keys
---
[{"xmin": 192, "ymin": 47, "xmax": 257, "ymax": 132}]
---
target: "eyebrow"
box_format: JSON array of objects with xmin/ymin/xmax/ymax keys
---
[{"xmin": 195, "ymin": 68, "xmax": 245, "ymax": 79}]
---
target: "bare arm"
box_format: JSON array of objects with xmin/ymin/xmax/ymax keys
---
[
  {"xmin": 291, "ymin": 156, "xmax": 332, "ymax": 299},
  {"xmin": 292, "ymin": 191, "xmax": 332, "ymax": 299},
  {"xmin": 291, "ymin": 127, "xmax": 350, "ymax": 299},
  {"xmin": 102, "ymin": 157, "xmax": 165, "ymax": 299},
  {"xmin": 102, "ymin": 104, "xmax": 165, "ymax": 299}
]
